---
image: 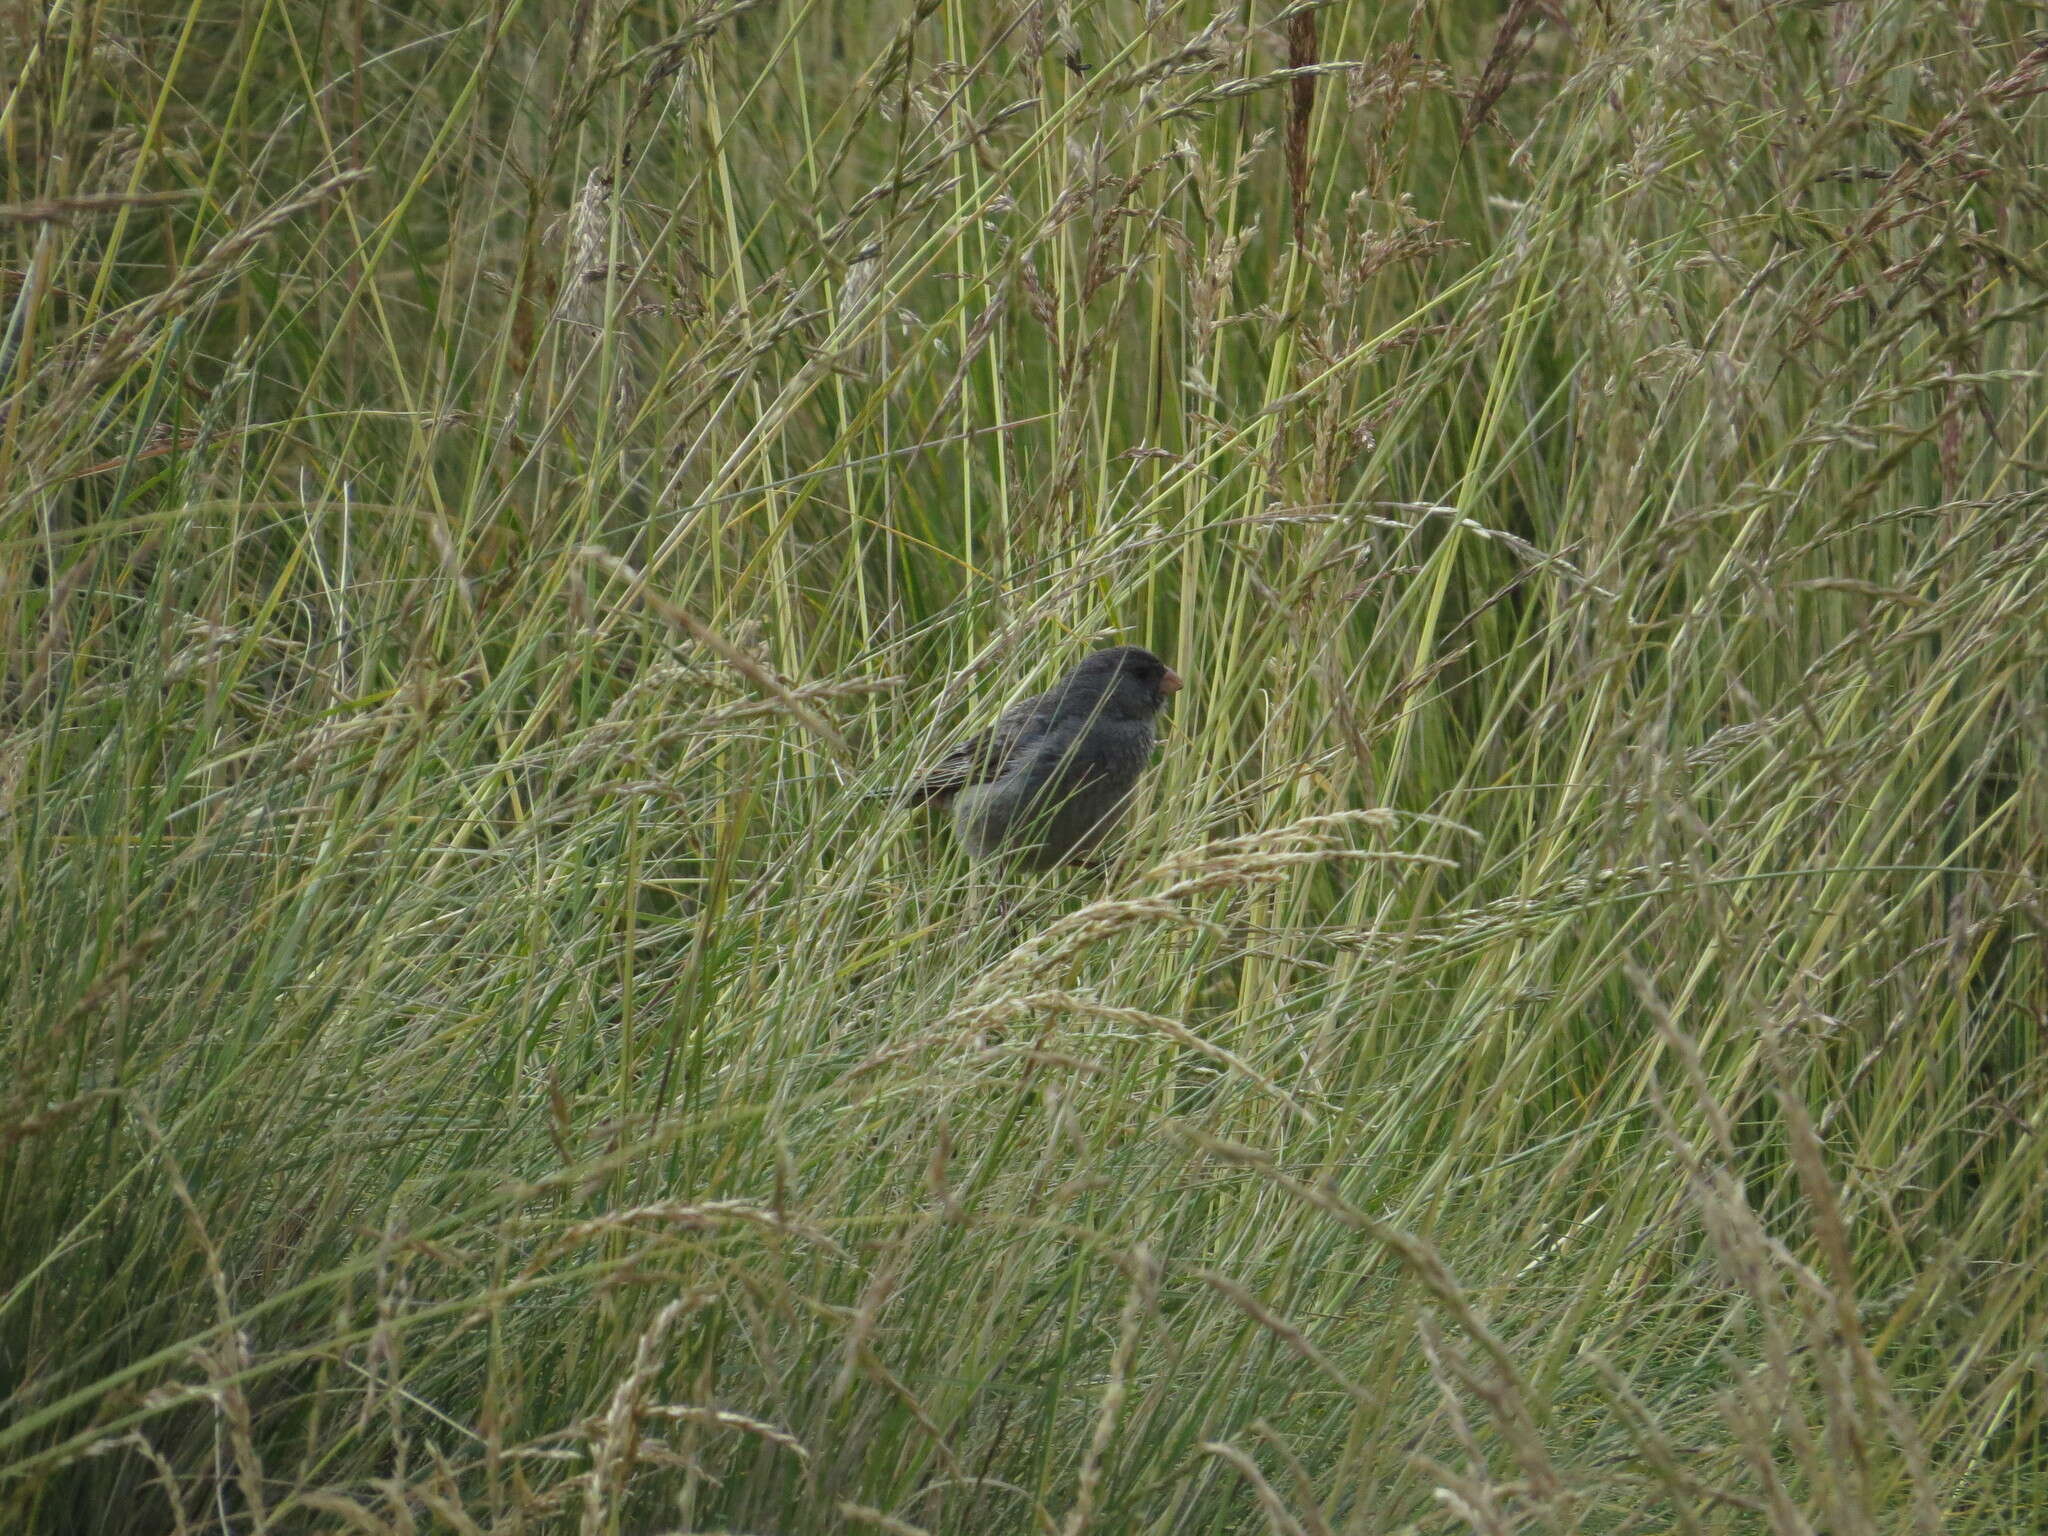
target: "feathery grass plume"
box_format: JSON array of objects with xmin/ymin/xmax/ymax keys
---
[
  {"xmin": 980, "ymin": 810, "xmax": 1422, "ymax": 988},
  {"xmin": 833, "ymin": 241, "xmax": 889, "ymax": 371},
  {"xmin": 557, "ymin": 163, "xmax": 645, "ymax": 422}
]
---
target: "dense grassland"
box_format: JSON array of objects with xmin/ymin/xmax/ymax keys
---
[{"xmin": 4, "ymin": 0, "xmax": 2048, "ymax": 1529}]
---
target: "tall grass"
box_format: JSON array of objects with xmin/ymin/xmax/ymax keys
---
[{"xmin": 3, "ymin": 0, "xmax": 2046, "ymax": 1529}]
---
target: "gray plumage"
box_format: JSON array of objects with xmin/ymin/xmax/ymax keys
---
[{"xmin": 897, "ymin": 646, "xmax": 1182, "ymax": 869}]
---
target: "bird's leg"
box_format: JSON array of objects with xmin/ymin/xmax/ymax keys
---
[{"xmin": 962, "ymin": 868, "xmax": 1020, "ymax": 928}]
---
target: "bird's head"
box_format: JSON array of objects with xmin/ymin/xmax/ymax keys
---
[{"xmin": 1063, "ymin": 645, "xmax": 1183, "ymax": 720}]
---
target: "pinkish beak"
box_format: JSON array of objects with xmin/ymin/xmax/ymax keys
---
[{"xmin": 1161, "ymin": 668, "xmax": 1184, "ymax": 694}]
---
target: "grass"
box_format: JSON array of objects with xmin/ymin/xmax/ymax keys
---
[{"xmin": 3, "ymin": 0, "xmax": 2047, "ymax": 1530}]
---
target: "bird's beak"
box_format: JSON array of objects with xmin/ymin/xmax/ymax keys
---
[{"xmin": 1161, "ymin": 668, "xmax": 1184, "ymax": 695}]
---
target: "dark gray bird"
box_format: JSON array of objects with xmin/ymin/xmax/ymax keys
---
[{"xmin": 896, "ymin": 646, "xmax": 1183, "ymax": 869}]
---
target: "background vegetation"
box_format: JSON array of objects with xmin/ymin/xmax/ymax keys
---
[{"xmin": 3, "ymin": 0, "xmax": 2046, "ymax": 1529}]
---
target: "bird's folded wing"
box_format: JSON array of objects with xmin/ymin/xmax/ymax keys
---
[{"xmin": 898, "ymin": 689, "xmax": 1053, "ymax": 803}]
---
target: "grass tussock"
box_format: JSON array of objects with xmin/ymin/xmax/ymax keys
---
[{"xmin": 3, "ymin": 0, "xmax": 2047, "ymax": 1530}]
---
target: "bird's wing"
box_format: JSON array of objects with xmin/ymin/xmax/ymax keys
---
[{"xmin": 897, "ymin": 688, "xmax": 1054, "ymax": 804}]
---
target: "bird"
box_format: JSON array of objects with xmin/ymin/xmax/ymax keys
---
[{"xmin": 893, "ymin": 645, "xmax": 1183, "ymax": 870}]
